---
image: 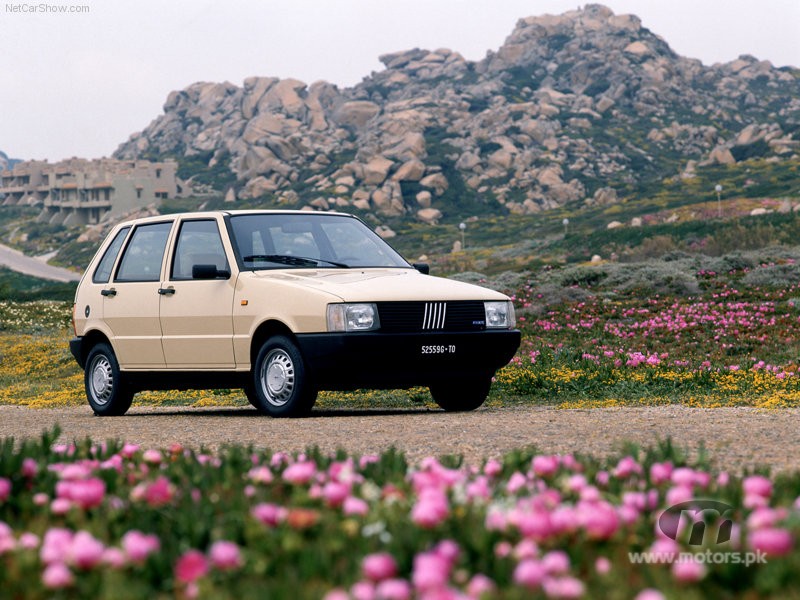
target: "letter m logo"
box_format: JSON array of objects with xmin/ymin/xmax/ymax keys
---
[{"xmin": 658, "ymin": 500, "xmax": 734, "ymax": 546}]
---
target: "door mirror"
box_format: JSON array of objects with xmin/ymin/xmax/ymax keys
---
[
  {"xmin": 192, "ymin": 264, "xmax": 230, "ymax": 280},
  {"xmin": 413, "ymin": 263, "xmax": 430, "ymax": 275}
]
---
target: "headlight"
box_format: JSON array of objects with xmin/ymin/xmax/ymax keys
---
[
  {"xmin": 484, "ymin": 301, "xmax": 516, "ymax": 329},
  {"xmin": 327, "ymin": 303, "xmax": 380, "ymax": 332}
]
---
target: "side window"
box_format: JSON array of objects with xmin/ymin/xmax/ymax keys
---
[
  {"xmin": 92, "ymin": 227, "xmax": 130, "ymax": 284},
  {"xmin": 171, "ymin": 220, "xmax": 229, "ymax": 279},
  {"xmin": 115, "ymin": 222, "xmax": 172, "ymax": 282}
]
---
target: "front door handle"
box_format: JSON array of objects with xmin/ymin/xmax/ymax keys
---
[
  {"xmin": 158, "ymin": 287, "xmax": 176, "ymax": 296},
  {"xmin": 101, "ymin": 288, "xmax": 116, "ymax": 297}
]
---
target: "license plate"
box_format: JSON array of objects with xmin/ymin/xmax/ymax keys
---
[{"xmin": 421, "ymin": 344, "xmax": 456, "ymax": 355}]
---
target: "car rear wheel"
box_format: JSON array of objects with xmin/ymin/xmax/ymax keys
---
[
  {"xmin": 430, "ymin": 376, "xmax": 492, "ymax": 412},
  {"xmin": 249, "ymin": 336, "xmax": 317, "ymax": 417},
  {"xmin": 84, "ymin": 343, "xmax": 134, "ymax": 416}
]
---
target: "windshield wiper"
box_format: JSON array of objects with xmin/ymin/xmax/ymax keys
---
[{"xmin": 242, "ymin": 254, "xmax": 349, "ymax": 268}]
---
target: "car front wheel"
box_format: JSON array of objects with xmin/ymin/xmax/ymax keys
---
[
  {"xmin": 84, "ymin": 343, "xmax": 134, "ymax": 416},
  {"xmin": 249, "ymin": 336, "xmax": 317, "ymax": 417},
  {"xmin": 430, "ymin": 376, "xmax": 492, "ymax": 412}
]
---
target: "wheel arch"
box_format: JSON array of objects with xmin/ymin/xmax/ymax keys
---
[
  {"xmin": 250, "ymin": 319, "xmax": 296, "ymax": 367},
  {"xmin": 79, "ymin": 329, "xmax": 114, "ymax": 366}
]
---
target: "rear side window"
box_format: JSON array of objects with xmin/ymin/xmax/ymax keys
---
[
  {"xmin": 171, "ymin": 220, "xmax": 229, "ymax": 279},
  {"xmin": 92, "ymin": 227, "xmax": 130, "ymax": 284},
  {"xmin": 115, "ymin": 222, "xmax": 172, "ymax": 282}
]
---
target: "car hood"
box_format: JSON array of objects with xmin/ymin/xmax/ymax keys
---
[{"xmin": 246, "ymin": 268, "xmax": 508, "ymax": 302}]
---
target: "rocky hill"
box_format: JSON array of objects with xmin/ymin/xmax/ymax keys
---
[{"xmin": 115, "ymin": 4, "xmax": 799, "ymax": 225}]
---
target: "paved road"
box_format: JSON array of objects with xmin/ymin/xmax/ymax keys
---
[
  {"xmin": 1, "ymin": 404, "xmax": 797, "ymax": 472},
  {"xmin": 0, "ymin": 243, "xmax": 81, "ymax": 282}
]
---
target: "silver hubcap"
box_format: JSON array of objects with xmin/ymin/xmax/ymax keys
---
[
  {"xmin": 260, "ymin": 349, "xmax": 295, "ymax": 406},
  {"xmin": 89, "ymin": 355, "xmax": 114, "ymax": 405}
]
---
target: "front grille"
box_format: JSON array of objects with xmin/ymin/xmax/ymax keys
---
[{"xmin": 377, "ymin": 301, "xmax": 486, "ymax": 332}]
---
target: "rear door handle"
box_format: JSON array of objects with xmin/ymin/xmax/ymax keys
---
[
  {"xmin": 101, "ymin": 288, "xmax": 116, "ymax": 297},
  {"xmin": 158, "ymin": 287, "xmax": 176, "ymax": 296}
]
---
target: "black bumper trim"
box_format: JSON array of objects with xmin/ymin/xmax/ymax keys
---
[
  {"xmin": 69, "ymin": 337, "xmax": 84, "ymax": 368},
  {"xmin": 295, "ymin": 330, "xmax": 521, "ymax": 390}
]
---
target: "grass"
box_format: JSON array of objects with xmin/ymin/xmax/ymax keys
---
[{"xmin": 4, "ymin": 253, "xmax": 800, "ymax": 412}]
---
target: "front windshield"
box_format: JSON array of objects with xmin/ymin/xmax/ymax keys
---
[{"xmin": 228, "ymin": 213, "xmax": 411, "ymax": 270}]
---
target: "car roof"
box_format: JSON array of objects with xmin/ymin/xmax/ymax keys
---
[{"xmin": 113, "ymin": 209, "xmax": 357, "ymax": 228}]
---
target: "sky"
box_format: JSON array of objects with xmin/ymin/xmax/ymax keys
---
[{"xmin": 1, "ymin": 0, "xmax": 798, "ymax": 162}]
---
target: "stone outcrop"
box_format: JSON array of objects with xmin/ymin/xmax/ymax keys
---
[{"xmin": 114, "ymin": 4, "xmax": 800, "ymax": 223}]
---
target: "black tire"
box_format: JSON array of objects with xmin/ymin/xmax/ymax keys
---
[
  {"xmin": 84, "ymin": 343, "xmax": 134, "ymax": 416},
  {"xmin": 249, "ymin": 336, "xmax": 317, "ymax": 417},
  {"xmin": 430, "ymin": 376, "xmax": 492, "ymax": 412}
]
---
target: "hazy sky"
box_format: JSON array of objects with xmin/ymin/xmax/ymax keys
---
[{"xmin": 1, "ymin": 0, "xmax": 798, "ymax": 161}]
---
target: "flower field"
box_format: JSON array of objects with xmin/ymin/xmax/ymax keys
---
[
  {"xmin": 0, "ymin": 429, "xmax": 799, "ymax": 599},
  {"xmin": 1, "ymin": 264, "xmax": 800, "ymax": 597}
]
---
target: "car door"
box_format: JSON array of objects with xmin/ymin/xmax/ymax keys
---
[
  {"xmin": 102, "ymin": 220, "xmax": 173, "ymax": 368},
  {"xmin": 159, "ymin": 217, "xmax": 236, "ymax": 368}
]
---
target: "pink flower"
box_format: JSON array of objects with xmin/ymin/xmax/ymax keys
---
[
  {"xmin": 0, "ymin": 478, "xmax": 10, "ymax": 503},
  {"xmin": 56, "ymin": 477, "xmax": 106, "ymax": 509},
  {"xmin": 532, "ymin": 455, "xmax": 560, "ymax": 477},
  {"xmin": 350, "ymin": 581, "xmax": 376, "ymax": 600},
  {"xmin": 649, "ymin": 462, "xmax": 673, "ymax": 485},
  {"xmin": 375, "ymin": 579, "xmax": 411, "ymax": 600},
  {"xmin": 142, "ymin": 449, "xmax": 163, "ymax": 464},
  {"xmin": 282, "ymin": 461, "xmax": 317, "ymax": 485},
  {"xmin": 42, "ymin": 563, "xmax": 74, "ymax": 589},
  {"xmin": 613, "ymin": 456, "xmax": 642, "ymax": 479},
  {"xmin": 120, "ymin": 443, "xmax": 140, "ymax": 458},
  {"xmin": 542, "ymin": 550, "xmax": 570, "ymax": 575},
  {"xmin": 513, "ymin": 559, "xmax": 546, "ymax": 589},
  {"xmin": 634, "ymin": 590, "xmax": 666, "ymax": 600},
  {"xmin": 671, "ymin": 557, "xmax": 706, "ymax": 583},
  {"xmin": 323, "ymin": 590, "xmax": 350, "ymax": 600},
  {"xmin": 411, "ymin": 489, "xmax": 449, "ymax": 529},
  {"xmin": 542, "ymin": 575, "xmax": 585, "ymax": 598},
  {"xmin": 412, "ymin": 552, "xmax": 451, "ymax": 591},
  {"xmin": 70, "ymin": 530, "xmax": 105, "ymax": 569},
  {"xmin": 743, "ymin": 475, "xmax": 772, "ymax": 499},
  {"xmin": 362, "ymin": 552, "xmax": 398, "ymax": 582},
  {"xmin": 749, "ymin": 528, "xmax": 793, "ymax": 556},
  {"xmin": 209, "ymin": 540, "xmax": 242, "ymax": 571},
  {"xmin": 343, "ymin": 496, "xmax": 369, "ymax": 516},
  {"xmin": 143, "ymin": 476, "xmax": 175, "ymax": 507},
  {"xmin": 175, "ymin": 549, "xmax": 209, "ymax": 584},
  {"xmin": 21, "ymin": 458, "xmax": 39, "ymax": 478},
  {"xmin": 467, "ymin": 574, "xmax": 496, "ymax": 598},
  {"xmin": 484, "ymin": 459, "xmax": 503, "ymax": 478},
  {"xmin": 580, "ymin": 501, "xmax": 619, "ymax": 540},
  {"xmin": 121, "ymin": 530, "xmax": 160, "ymax": 563},
  {"xmin": 19, "ymin": 532, "xmax": 39, "ymax": 550},
  {"xmin": 248, "ymin": 466, "xmax": 274, "ymax": 484},
  {"xmin": 50, "ymin": 498, "xmax": 72, "ymax": 515},
  {"xmin": 251, "ymin": 503, "xmax": 287, "ymax": 527},
  {"xmin": 40, "ymin": 528, "xmax": 74, "ymax": 565},
  {"xmin": 506, "ymin": 472, "xmax": 528, "ymax": 494},
  {"xmin": 594, "ymin": 557, "xmax": 611, "ymax": 575},
  {"xmin": 102, "ymin": 547, "xmax": 127, "ymax": 568},
  {"xmin": 322, "ymin": 481, "xmax": 350, "ymax": 507}
]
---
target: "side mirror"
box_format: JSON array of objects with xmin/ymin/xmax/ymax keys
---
[
  {"xmin": 413, "ymin": 263, "xmax": 430, "ymax": 275},
  {"xmin": 192, "ymin": 264, "xmax": 231, "ymax": 280}
]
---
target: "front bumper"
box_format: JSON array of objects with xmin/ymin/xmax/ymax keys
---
[{"xmin": 295, "ymin": 329, "xmax": 521, "ymax": 390}]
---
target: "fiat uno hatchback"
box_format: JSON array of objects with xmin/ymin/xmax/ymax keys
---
[{"xmin": 70, "ymin": 211, "xmax": 521, "ymax": 417}]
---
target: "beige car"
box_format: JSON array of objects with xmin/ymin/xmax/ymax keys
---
[{"xmin": 70, "ymin": 210, "xmax": 521, "ymax": 417}]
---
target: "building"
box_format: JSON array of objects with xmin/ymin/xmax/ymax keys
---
[{"xmin": 0, "ymin": 158, "xmax": 178, "ymax": 226}]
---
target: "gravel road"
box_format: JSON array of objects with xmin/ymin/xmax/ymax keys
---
[{"xmin": 1, "ymin": 405, "xmax": 796, "ymax": 472}]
